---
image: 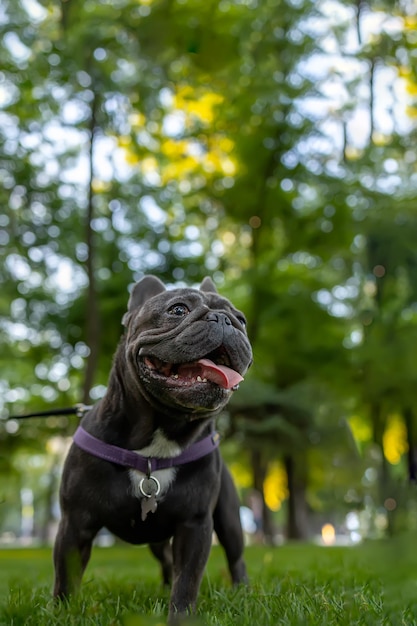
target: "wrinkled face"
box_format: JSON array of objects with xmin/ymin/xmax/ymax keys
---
[{"xmin": 124, "ymin": 285, "xmax": 252, "ymax": 417}]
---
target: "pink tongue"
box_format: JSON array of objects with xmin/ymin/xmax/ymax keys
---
[
  {"xmin": 176, "ymin": 359, "xmax": 244, "ymax": 389},
  {"xmin": 196, "ymin": 358, "xmax": 243, "ymax": 389}
]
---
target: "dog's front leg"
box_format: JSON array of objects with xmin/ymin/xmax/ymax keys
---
[
  {"xmin": 168, "ymin": 515, "xmax": 213, "ymax": 623},
  {"xmin": 213, "ymin": 462, "xmax": 248, "ymax": 585},
  {"xmin": 53, "ymin": 513, "xmax": 96, "ymax": 600},
  {"xmin": 149, "ymin": 540, "xmax": 173, "ymax": 586}
]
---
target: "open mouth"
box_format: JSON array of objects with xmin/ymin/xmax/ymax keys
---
[{"xmin": 142, "ymin": 348, "xmax": 243, "ymax": 391}]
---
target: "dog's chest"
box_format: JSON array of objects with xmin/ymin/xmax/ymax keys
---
[{"xmin": 129, "ymin": 429, "xmax": 181, "ymax": 499}]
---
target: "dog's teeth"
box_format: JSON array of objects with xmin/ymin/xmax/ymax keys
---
[
  {"xmin": 172, "ymin": 374, "xmax": 179, "ymax": 379},
  {"xmin": 202, "ymin": 378, "xmax": 207, "ymax": 382},
  {"xmin": 197, "ymin": 376, "xmax": 202, "ymax": 382}
]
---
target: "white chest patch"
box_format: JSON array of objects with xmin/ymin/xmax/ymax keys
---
[{"xmin": 129, "ymin": 429, "xmax": 182, "ymax": 500}]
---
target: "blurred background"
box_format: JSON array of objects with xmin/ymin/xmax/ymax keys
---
[{"xmin": 1, "ymin": 0, "xmax": 416, "ymax": 549}]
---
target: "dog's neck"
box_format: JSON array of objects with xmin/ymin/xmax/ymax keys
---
[{"xmin": 85, "ymin": 374, "xmax": 216, "ymax": 452}]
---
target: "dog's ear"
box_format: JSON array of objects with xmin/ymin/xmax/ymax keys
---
[
  {"xmin": 200, "ymin": 276, "xmax": 217, "ymax": 294},
  {"xmin": 122, "ymin": 276, "xmax": 166, "ymax": 326}
]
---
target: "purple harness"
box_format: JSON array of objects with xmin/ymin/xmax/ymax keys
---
[{"xmin": 73, "ymin": 426, "xmax": 221, "ymax": 473}]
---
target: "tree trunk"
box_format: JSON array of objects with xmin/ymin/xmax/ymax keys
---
[
  {"xmin": 251, "ymin": 448, "xmax": 275, "ymax": 544},
  {"xmin": 370, "ymin": 402, "xmax": 389, "ymax": 500},
  {"xmin": 370, "ymin": 402, "xmax": 396, "ymax": 535},
  {"xmin": 39, "ymin": 456, "xmax": 60, "ymax": 545},
  {"xmin": 284, "ymin": 454, "xmax": 310, "ymax": 540},
  {"xmin": 82, "ymin": 89, "xmax": 101, "ymax": 404},
  {"xmin": 404, "ymin": 407, "xmax": 417, "ymax": 483}
]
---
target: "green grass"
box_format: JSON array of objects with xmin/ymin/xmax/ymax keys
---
[{"xmin": 1, "ymin": 538, "xmax": 417, "ymax": 625}]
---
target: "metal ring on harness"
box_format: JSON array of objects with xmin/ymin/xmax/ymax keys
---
[{"xmin": 139, "ymin": 475, "xmax": 161, "ymax": 498}]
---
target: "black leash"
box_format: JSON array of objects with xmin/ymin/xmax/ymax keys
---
[{"xmin": 7, "ymin": 404, "xmax": 92, "ymax": 420}]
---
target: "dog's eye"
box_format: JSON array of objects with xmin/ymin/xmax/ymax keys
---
[
  {"xmin": 237, "ymin": 315, "xmax": 247, "ymax": 327},
  {"xmin": 168, "ymin": 303, "xmax": 190, "ymax": 317}
]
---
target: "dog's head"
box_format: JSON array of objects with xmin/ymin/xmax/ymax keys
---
[{"xmin": 121, "ymin": 276, "xmax": 252, "ymax": 417}]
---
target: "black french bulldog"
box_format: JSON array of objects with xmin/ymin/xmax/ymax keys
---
[{"xmin": 53, "ymin": 275, "xmax": 253, "ymax": 622}]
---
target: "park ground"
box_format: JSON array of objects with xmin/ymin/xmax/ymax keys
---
[{"xmin": 0, "ymin": 536, "xmax": 416, "ymax": 625}]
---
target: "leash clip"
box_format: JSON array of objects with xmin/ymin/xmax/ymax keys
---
[{"xmin": 75, "ymin": 403, "xmax": 92, "ymax": 418}]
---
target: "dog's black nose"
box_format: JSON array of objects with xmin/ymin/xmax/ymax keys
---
[{"xmin": 206, "ymin": 312, "xmax": 232, "ymax": 326}]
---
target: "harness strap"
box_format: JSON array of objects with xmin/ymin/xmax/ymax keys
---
[{"xmin": 73, "ymin": 426, "xmax": 220, "ymax": 472}]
